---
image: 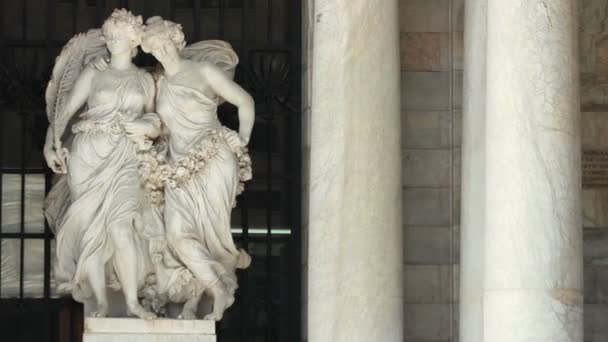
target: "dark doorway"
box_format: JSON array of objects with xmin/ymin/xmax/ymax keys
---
[{"xmin": 0, "ymin": 1, "xmax": 302, "ymax": 341}]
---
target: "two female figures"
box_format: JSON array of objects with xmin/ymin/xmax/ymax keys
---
[{"xmin": 44, "ymin": 9, "xmax": 254, "ymax": 321}]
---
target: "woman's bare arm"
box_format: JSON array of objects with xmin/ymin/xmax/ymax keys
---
[
  {"xmin": 53, "ymin": 67, "xmax": 95, "ymax": 147},
  {"xmin": 201, "ymin": 63, "xmax": 255, "ymax": 144}
]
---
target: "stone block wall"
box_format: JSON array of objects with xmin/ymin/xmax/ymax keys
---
[
  {"xmin": 581, "ymin": 1, "xmax": 608, "ymax": 341},
  {"xmin": 400, "ymin": 0, "xmax": 463, "ymax": 341}
]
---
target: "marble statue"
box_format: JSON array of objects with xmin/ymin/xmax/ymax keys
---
[
  {"xmin": 43, "ymin": 9, "xmax": 254, "ymax": 322},
  {"xmin": 137, "ymin": 16, "xmax": 254, "ymax": 321},
  {"xmin": 44, "ymin": 9, "xmax": 158, "ymax": 320}
]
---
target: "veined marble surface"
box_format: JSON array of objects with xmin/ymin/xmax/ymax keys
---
[
  {"xmin": 307, "ymin": 0, "xmax": 403, "ymax": 341},
  {"xmin": 484, "ymin": 0, "xmax": 583, "ymax": 341}
]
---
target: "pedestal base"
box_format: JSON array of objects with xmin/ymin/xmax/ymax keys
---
[{"xmin": 83, "ymin": 318, "xmax": 216, "ymax": 342}]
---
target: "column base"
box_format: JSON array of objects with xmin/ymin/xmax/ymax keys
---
[
  {"xmin": 484, "ymin": 289, "xmax": 582, "ymax": 342},
  {"xmin": 83, "ymin": 318, "xmax": 216, "ymax": 342}
]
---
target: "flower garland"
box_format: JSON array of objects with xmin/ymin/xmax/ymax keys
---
[
  {"xmin": 137, "ymin": 127, "xmax": 253, "ymax": 207},
  {"xmin": 72, "ymin": 110, "xmax": 142, "ymax": 135}
]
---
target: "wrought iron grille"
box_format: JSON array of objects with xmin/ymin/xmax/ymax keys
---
[{"xmin": 0, "ymin": 1, "xmax": 302, "ymax": 341}]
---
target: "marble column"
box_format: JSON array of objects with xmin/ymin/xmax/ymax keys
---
[
  {"xmin": 306, "ymin": 0, "xmax": 402, "ymax": 341},
  {"xmin": 484, "ymin": 1, "xmax": 583, "ymax": 341},
  {"xmin": 460, "ymin": 0, "xmax": 487, "ymax": 342}
]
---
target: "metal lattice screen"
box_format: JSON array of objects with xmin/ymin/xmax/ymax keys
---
[{"xmin": 0, "ymin": 1, "xmax": 301, "ymax": 341}]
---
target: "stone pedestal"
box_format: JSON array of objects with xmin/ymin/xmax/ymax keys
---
[{"xmin": 83, "ymin": 318, "xmax": 216, "ymax": 342}]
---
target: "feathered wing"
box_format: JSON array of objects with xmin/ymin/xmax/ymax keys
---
[
  {"xmin": 44, "ymin": 29, "xmax": 107, "ymax": 232},
  {"xmin": 180, "ymin": 40, "xmax": 239, "ymax": 79},
  {"xmin": 45, "ymin": 28, "xmax": 108, "ymax": 141}
]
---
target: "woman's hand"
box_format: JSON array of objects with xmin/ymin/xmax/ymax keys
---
[
  {"xmin": 88, "ymin": 56, "xmax": 109, "ymax": 71},
  {"xmin": 44, "ymin": 143, "xmax": 68, "ymax": 174},
  {"xmin": 226, "ymin": 132, "xmax": 248, "ymax": 148},
  {"xmin": 124, "ymin": 119, "xmax": 160, "ymax": 138}
]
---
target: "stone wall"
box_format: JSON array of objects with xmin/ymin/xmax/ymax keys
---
[
  {"xmin": 400, "ymin": 0, "xmax": 463, "ymax": 341},
  {"xmin": 581, "ymin": 1, "xmax": 608, "ymax": 341}
]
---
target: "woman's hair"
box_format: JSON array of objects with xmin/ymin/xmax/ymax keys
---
[
  {"xmin": 144, "ymin": 16, "xmax": 187, "ymax": 51},
  {"xmin": 102, "ymin": 9, "xmax": 145, "ymax": 46}
]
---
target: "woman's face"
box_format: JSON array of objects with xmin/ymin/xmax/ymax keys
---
[
  {"xmin": 141, "ymin": 35, "xmax": 178, "ymax": 63},
  {"xmin": 104, "ymin": 30, "xmax": 138, "ymax": 56}
]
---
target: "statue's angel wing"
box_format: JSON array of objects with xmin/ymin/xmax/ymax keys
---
[
  {"xmin": 178, "ymin": 40, "xmax": 239, "ymax": 105},
  {"xmin": 180, "ymin": 40, "xmax": 239, "ymax": 80},
  {"xmin": 45, "ymin": 29, "xmax": 108, "ymax": 141}
]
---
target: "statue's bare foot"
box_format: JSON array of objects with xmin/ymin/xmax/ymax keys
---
[
  {"xmin": 203, "ymin": 285, "xmax": 233, "ymax": 321},
  {"xmin": 227, "ymin": 293, "xmax": 235, "ymax": 307},
  {"xmin": 203, "ymin": 311, "xmax": 223, "ymax": 321},
  {"xmin": 128, "ymin": 303, "xmax": 157, "ymax": 320},
  {"xmin": 177, "ymin": 308, "xmax": 197, "ymax": 320},
  {"xmin": 178, "ymin": 294, "xmax": 201, "ymax": 320},
  {"xmin": 91, "ymin": 303, "xmax": 109, "ymax": 318}
]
